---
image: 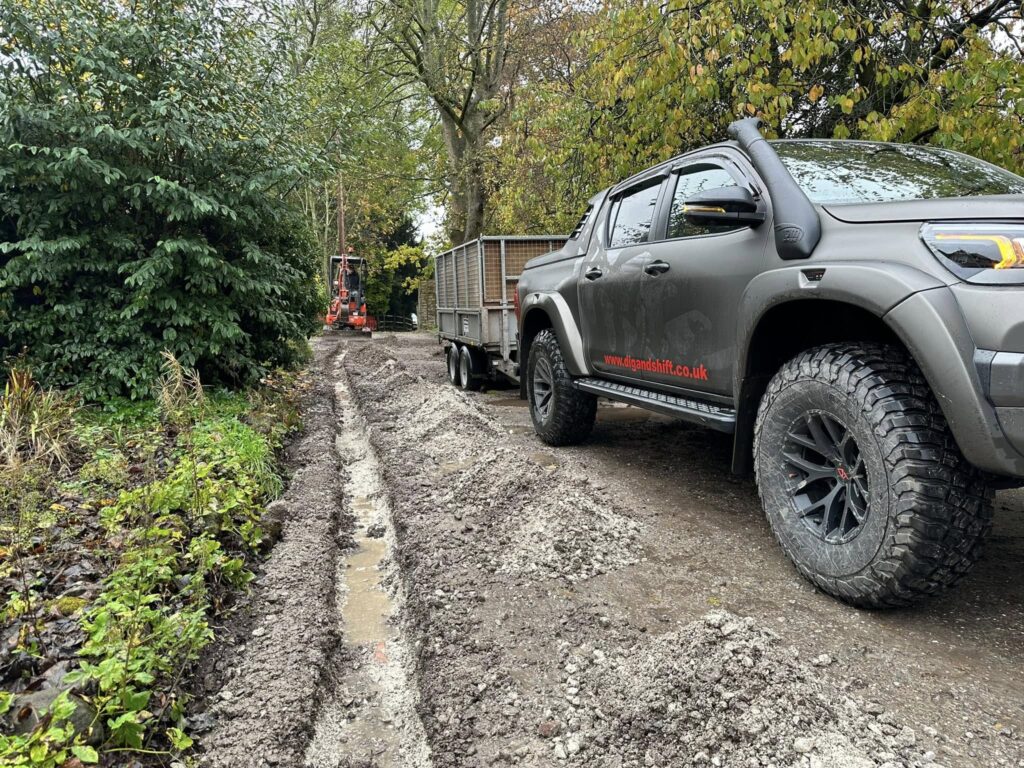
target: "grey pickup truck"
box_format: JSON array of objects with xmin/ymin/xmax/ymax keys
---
[{"xmin": 516, "ymin": 117, "xmax": 1024, "ymax": 608}]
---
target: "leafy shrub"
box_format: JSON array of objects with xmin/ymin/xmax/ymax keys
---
[
  {"xmin": 0, "ymin": 0, "xmax": 322, "ymax": 399},
  {"xmin": 77, "ymin": 450, "xmax": 130, "ymax": 491}
]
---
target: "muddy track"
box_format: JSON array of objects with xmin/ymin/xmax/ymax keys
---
[
  {"xmin": 198, "ymin": 333, "xmax": 1024, "ymax": 767},
  {"xmin": 332, "ymin": 333, "xmax": 1021, "ymax": 768},
  {"xmin": 199, "ymin": 336, "xmax": 350, "ymax": 767},
  {"xmin": 303, "ymin": 347, "xmax": 432, "ymax": 767}
]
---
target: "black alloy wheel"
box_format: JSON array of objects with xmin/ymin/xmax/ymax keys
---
[
  {"xmin": 783, "ymin": 411, "xmax": 869, "ymax": 545},
  {"xmin": 754, "ymin": 343, "xmax": 994, "ymax": 608},
  {"xmin": 531, "ymin": 355, "xmax": 554, "ymax": 423},
  {"xmin": 526, "ymin": 329, "xmax": 596, "ymax": 446}
]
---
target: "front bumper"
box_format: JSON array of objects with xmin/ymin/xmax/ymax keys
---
[
  {"xmin": 955, "ymin": 285, "xmax": 1024, "ymax": 473},
  {"xmin": 975, "ymin": 350, "xmax": 1024, "ymax": 467},
  {"xmin": 885, "ymin": 286, "xmax": 1024, "ymax": 479}
]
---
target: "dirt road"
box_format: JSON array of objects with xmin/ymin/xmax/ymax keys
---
[{"xmin": 199, "ymin": 332, "xmax": 1024, "ymax": 768}]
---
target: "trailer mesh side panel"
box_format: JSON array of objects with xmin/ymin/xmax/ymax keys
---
[
  {"xmin": 504, "ymin": 239, "xmax": 566, "ymax": 301},
  {"xmin": 482, "ymin": 239, "xmax": 566, "ymax": 305},
  {"xmin": 464, "ymin": 242, "xmax": 481, "ymax": 307},
  {"xmin": 436, "ymin": 237, "xmax": 566, "ymax": 312},
  {"xmin": 453, "ymin": 244, "xmax": 473, "ymax": 308},
  {"xmin": 483, "ymin": 241, "xmax": 503, "ymax": 304},
  {"xmin": 435, "ymin": 253, "xmax": 447, "ymax": 307},
  {"xmin": 446, "ymin": 251, "xmax": 455, "ymax": 307}
]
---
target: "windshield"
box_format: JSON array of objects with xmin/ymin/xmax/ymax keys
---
[{"xmin": 772, "ymin": 140, "xmax": 1024, "ymax": 205}]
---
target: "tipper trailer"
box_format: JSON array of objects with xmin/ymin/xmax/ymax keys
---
[{"xmin": 435, "ymin": 235, "xmax": 566, "ymax": 390}]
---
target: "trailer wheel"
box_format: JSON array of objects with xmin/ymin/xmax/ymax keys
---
[
  {"xmin": 446, "ymin": 344, "xmax": 461, "ymax": 387},
  {"xmin": 527, "ymin": 329, "xmax": 596, "ymax": 445},
  {"xmin": 459, "ymin": 346, "xmax": 483, "ymax": 392}
]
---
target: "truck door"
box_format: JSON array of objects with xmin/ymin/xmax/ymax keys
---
[
  {"xmin": 579, "ymin": 177, "xmax": 665, "ymax": 379},
  {"xmin": 637, "ymin": 158, "xmax": 770, "ymax": 399}
]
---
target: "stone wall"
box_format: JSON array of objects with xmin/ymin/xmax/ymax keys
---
[{"xmin": 417, "ymin": 280, "xmax": 437, "ymax": 330}]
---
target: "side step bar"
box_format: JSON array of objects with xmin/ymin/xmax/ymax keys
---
[{"xmin": 574, "ymin": 377, "xmax": 736, "ymax": 433}]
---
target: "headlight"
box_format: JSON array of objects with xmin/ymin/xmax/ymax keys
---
[{"xmin": 921, "ymin": 223, "xmax": 1024, "ymax": 285}]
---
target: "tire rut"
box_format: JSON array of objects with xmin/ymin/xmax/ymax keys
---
[
  {"xmin": 304, "ymin": 347, "xmax": 432, "ymax": 768},
  {"xmin": 201, "ymin": 335, "xmax": 349, "ymax": 767}
]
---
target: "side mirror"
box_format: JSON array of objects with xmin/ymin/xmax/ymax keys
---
[{"xmin": 683, "ymin": 186, "xmax": 765, "ymax": 227}]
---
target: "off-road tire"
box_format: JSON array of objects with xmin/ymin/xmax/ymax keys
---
[
  {"xmin": 459, "ymin": 345, "xmax": 483, "ymax": 392},
  {"xmin": 527, "ymin": 329, "xmax": 596, "ymax": 446},
  {"xmin": 754, "ymin": 343, "xmax": 993, "ymax": 608},
  {"xmin": 446, "ymin": 344, "xmax": 461, "ymax": 387}
]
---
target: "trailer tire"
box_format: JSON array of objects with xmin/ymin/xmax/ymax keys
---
[
  {"xmin": 527, "ymin": 329, "xmax": 596, "ymax": 445},
  {"xmin": 446, "ymin": 344, "xmax": 461, "ymax": 387},
  {"xmin": 459, "ymin": 346, "xmax": 483, "ymax": 392}
]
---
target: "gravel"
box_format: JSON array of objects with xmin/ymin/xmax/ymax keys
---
[
  {"xmin": 188, "ymin": 332, "xmax": 1023, "ymax": 768},
  {"xmin": 554, "ymin": 612, "xmax": 918, "ymax": 767},
  {"xmin": 338, "ymin": 336, "xmax": 936, "ymax": 768}
]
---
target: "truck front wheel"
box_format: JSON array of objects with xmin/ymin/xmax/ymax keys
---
[
  {"xmin": 527, "ymin": 329, "xmax": 596, "ymax": 446},
  {"xmin": 754, "ymin": 343, "xmax": 993, "ymax": 608}
]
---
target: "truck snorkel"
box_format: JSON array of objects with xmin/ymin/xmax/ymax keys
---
[{"xmin": 727, "ymin": 117, "xmax": 821, "ymax": 260}]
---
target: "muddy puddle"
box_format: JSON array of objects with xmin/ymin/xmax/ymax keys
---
[{"xmin": 304, "ymin": 356, "xmax": 432, "ymax": 768}]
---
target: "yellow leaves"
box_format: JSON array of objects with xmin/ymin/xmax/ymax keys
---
[
  {"xmin": 809, "ymin": 84, "xmax": 824, "ymax": 103},
  {"xmin": 745, "ymin": 102, "xmax": 757, "ymax": 115}
]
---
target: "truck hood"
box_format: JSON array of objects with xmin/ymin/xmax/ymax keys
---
[{"xmin": 823, "ymin": 195, "xmax": 1024, "ymax": 224}]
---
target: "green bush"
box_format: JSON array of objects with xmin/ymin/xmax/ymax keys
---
[{"xmin": 0, "ymin": 0, "xmax": 322, "ymax": 399}]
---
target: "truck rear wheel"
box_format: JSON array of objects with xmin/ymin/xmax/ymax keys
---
[
  {"xmin": 527, "ymin": 329, "xmax": 596, "ymax": 446},
  {"xmin": 754, "ymin": 343, "xmax": 993, "ymax": 608},
  {"xmin": 446, "ymin": 344, "xmax": 461, "ymax": 387},
  {"xmin": 459, "ymin": 345, "xmax": 483, "ymax": 392}
]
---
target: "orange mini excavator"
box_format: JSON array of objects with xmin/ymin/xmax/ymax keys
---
[{"xmin": 326, "ymin": 246, "xmax": 376, "ymax": 333}]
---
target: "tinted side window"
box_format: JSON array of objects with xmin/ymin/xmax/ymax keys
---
[
  {"xmin": 667, "ymin": 166, "xmax": 742, "ymax": 239},
  {"xmin": 609, "ymin": 182, "xmax": 661, "ymax": 247}
]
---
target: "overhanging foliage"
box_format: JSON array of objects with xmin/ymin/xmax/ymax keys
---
[{"xmin": 0, "ymin": 0, "xmax": 323, "ymax": 399}]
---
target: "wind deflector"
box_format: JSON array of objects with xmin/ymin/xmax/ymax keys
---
[{"xmin": 728, "ymin": 118, "xmax": 821, "ymax": 260}]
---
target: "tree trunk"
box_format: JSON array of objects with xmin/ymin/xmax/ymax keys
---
[
  {"xmin": 440, "ymin": 110, "xmax": 487, "ymax": 244},
  {"xmin": 462, "ymin": 152, "xmax": 486, "ymax": 243}
]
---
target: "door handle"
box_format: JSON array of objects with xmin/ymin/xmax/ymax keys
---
[
  {"xmin": 645, "ymin": 260, "xmax": 670, "ymax": 276},
  {"xmin": 585, "ymin": 266, "xmax": 603, "ymax": 280}
]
